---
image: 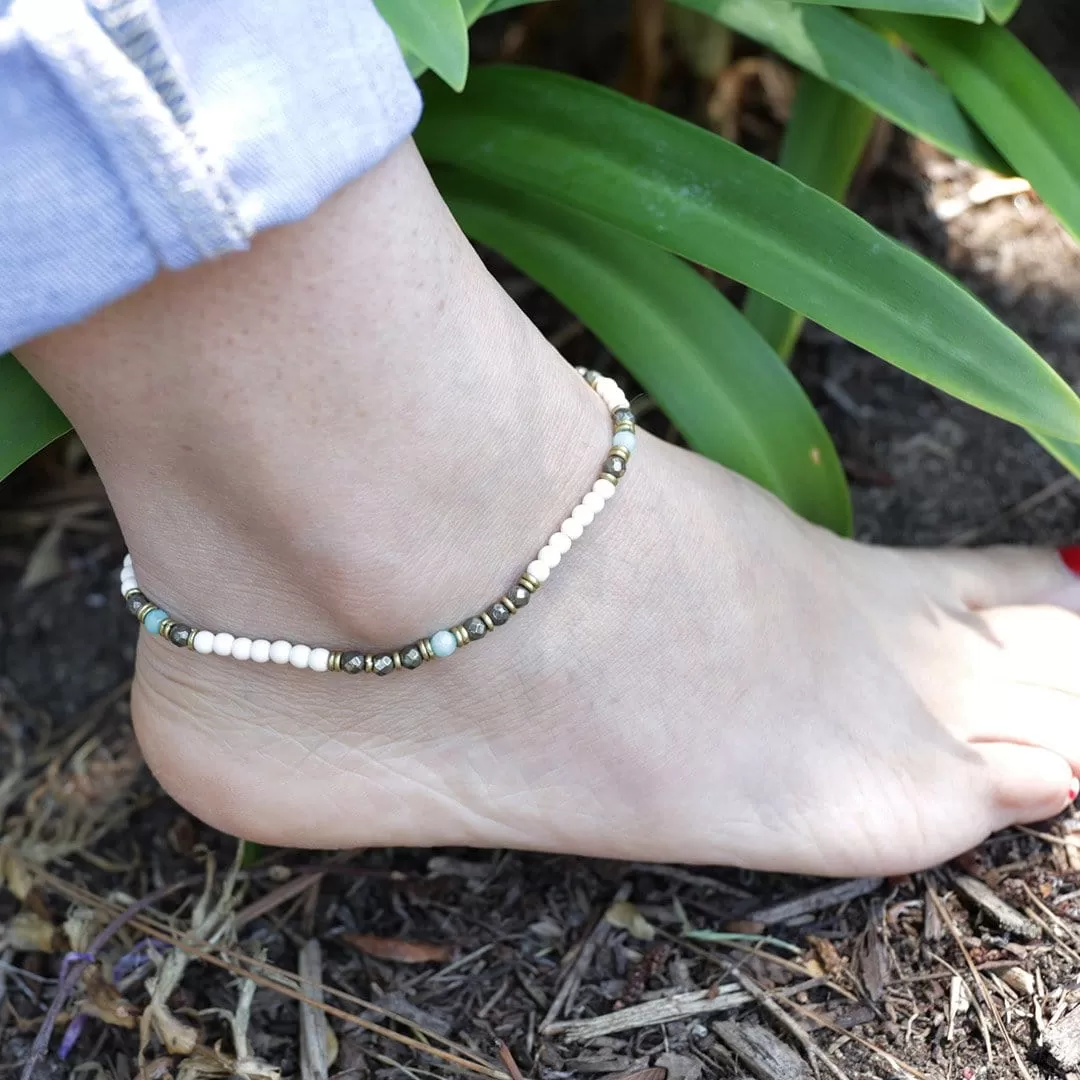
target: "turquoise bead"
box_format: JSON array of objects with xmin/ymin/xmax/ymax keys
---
[
  {"xmin": 143, "ymin": 608, "xmax": 168, "ymax": 635},
  {"xmin": 612, "ymin": 430, "xmax": 636, "ymax": 453},
  {"xmin": 430, "ymin": 629, "xmax": 458, "ymax": 658}
]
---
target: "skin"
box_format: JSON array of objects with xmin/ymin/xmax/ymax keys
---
[{"xmin": 18, "ymin": 140, "xmax": 1080, "ymax": 876}]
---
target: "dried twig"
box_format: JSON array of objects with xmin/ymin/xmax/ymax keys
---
[
  {"xmin": 746, "ymin": 879, "xmax": 883, "ymax": 925},
  {"xmin": 951, "ymin": 874, "xmax": 1040, "ymax": 940},
  {"xmin": 299, "ymin": 940, "xmax": 331, "ymax": 1080}
]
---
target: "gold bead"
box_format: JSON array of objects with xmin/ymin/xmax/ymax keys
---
[
  {"xmin": 392, "ymin": 651, "xmax": 403, "ymax": 670},
  {"xmin": 364, "ymin": 655, "xmax": 374, "ymax": 673},
  {"xmin": 609, "ymin": 445, "xmax": 631, "ymax": 463},
  {"xmin": 600, "ymin": 472, "xmax": 620, "ymax": 486},
  {"xmin": 187, "ymin": 629, "xmax": 199, "ymax": 650},
  {"xmin": 501, "ymin": 595, "xmax": 518, "ymax": 615},
  {"xmin": 419, "ymin": 638, "xmax": 433, "ymax": 661},
  {"xmin": 158, "ymin": 619, "xmax": 175, "ymax": 639},
  {"xmin": 452, "ymin": 625, "xmax": 469, "ymax": 647},
  {"xmin": 519, "ymin": 574, "xmax": 539, "ymax": 592},
  {"xmin": 481, "ymin": 612, "xmax": 495, "ymax": 632},
  {"xmin": 122, "ymin": 585, "xmax": 141, "ymax": 598},
  {"xmin": 614, "ymin": 421, "xmax": 636, "ymax": 435},
  {"xmin": 135, "ymin": 602, "xmax": 155, "ymax": 622}
]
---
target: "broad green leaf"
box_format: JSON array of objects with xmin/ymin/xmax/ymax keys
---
[
  {"xmin": 743, "ymin": 75, "xmax": 875, "ymax": 360},
  {"xmin": 792, "ymin": 0, "xmax": 983, "ymax": 19},
  {"xmin": 672, "ymin": 0, "xmax": 1004, "ymax": 171},
  {"xmin": 435, "ymin": 167, "xmax": 852, "ymax": 532},
  {"xmin": 374, "ymin": 0, "xmax": 469, "ymax": 90},
  {"xmin": 483, "ymin": 0, "xmax": 551, "ymax": 13},
  {"xmin": 982, "ymin": 0, "xmax": 1022, "ymax": 24},
  {"xmin": 1036, "ymin": 434, "xmax": 1080, "ymax": 486},
  {"xmin": 867, "ymin": 14, "xmax": 1080, "ymax": 245},
  {"xmin": 0, "ymin": 352, "xmax": 70, "ymax": 480},
  {"xmin": 416, "ymin": 66, "xmax": 1080, "ymax": 440}
]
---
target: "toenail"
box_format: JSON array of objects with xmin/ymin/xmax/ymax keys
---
[
  {"xmin": 1060, "ymin": 547, "xmax": 1080, "ymax": 576},
  {"xmin": 1069, "ymin": 777, "xmax": 1079, "ymax": 802}
]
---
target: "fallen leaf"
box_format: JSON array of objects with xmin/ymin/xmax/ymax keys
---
[
  {"xmin": 1001, "ymin": 966, "xmax": 1035, "ymax": 996},
  {"xmin": 605, "ymin": 900, "xmax": 656, "ymax": 941},
  {"xmin": 81, "ymin": 964, "xmax": 139, "ymax": 1029},
  {"xmin": 2, "ymin": 910, "xmax": 62, "ymax": 952},
  {"xmin": 138, "ymin": 1056, "xmax": 176, "ymax": 1080},
  {"xmin": 148, "ymin": 1002, "xmax": 199, "ymax": 1055},
  {"xmin": 176, "ymin": 1043, "xmax": 281, "ymax": 1080},
  {"xmin": 341, "ymin": 934, "xmax": 453, "ymax": 964}
]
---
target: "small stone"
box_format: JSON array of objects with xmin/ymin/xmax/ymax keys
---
[
  {"xmin": 613, "ymin": 408, "xmax": 635, "ymax": 426},
  {"xmin": 401, "ymin": 645, "xmax": 423, "ymax": 669},
  {"xmin": 487, "ymin": 602, "xmax": 511, "ymax": 626},
  {"xmin": 168, "ymin": 624, "xmax": 192, "ymax": 647},
  {"xmin": 341, "ymin": 651, "xmax": 366, "ymax": 674},
  {"xmin": 510, "ymin": 584, "xmax": 531, "ymax": 608},
  {"xmin": 464, "ymin": 616, "xmax": 487, "ymax": 641},
  {"xmin": 605, "ymin": 455, "xmax": 627, "ymax": 478},
  {"xmin": 372, "ymin": 654, "xmax": 395, "ymax": 676},
  {"xmin": 125, "ymin": 591, "xmax": 147, "ymax": 614}
]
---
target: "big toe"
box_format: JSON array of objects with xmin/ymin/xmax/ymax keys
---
[{"xmin": 977, "ymin": 742, "xmax": 1076, "ymax": 829}]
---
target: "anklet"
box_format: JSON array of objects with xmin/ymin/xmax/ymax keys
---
[{"xmin": 118, "ymin": 369, "xmax": 635, "ymax": 675}]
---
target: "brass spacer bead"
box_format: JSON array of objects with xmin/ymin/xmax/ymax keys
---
[
  {"xmin": 501, "ymin": 595, "xmax": 518, "ymax": 615},
  {"xmin": 364, "ymin": 654, "xmax": 374, "ymax": 673},
  {"xmin": 609, "ymin": 445, "xmax": 631, "ymax": 463},
  {"xmin": 158, "ymin": 619, "xmax": 175, "ymax": 639},
  {"xmin": 135, "ymin": 602, "xmax": 155, "ymax": 622},
  {"xmin": 614, "ymin": 421, "xmax": 636, "ymax": 435},
  {"xmin": 392, "ymin": 651, "xmax": 403, "ymax": 670},
  {"xmin": 600, "ymin": 472, "xmax": 620, "ymax": 486},
  {"xmin": 419, "ymin": 638, "xmax": 433, "ymax": 661},
  {"xmin": 122, "ymin": 585, "xmax": 142, "ymax": 598},
  {"xmin": 452, "ymin": 625, "xmax": 470, "ymax": 647},
  {"xmin": 187, "ymin": 629, "xmax": 199, "ymax": 650},
  {"xmin": 481, "ymin": 611, "xmax": 495, "ymax": 632},
  {"xmin": 519, "ymin": 574, "xmax": 539, "ymax": 593},
  {"xmin": 328, "ymin": 651, "xmax": 342, "ymax": 672}
]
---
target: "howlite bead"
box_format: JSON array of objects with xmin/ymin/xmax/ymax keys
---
[
  {"xmin": 372, "ymin": 654, "xmax": 395, "ymax": 676},
  {"xmin": 613, "ymin": 408, "xmax": 635, "ymax": 426},
  {"xmin": 464, "ymin": 616, "xmax": 487, "ymax": 641},
  {"xmin": 168, "ymin": 624, "xmax": 192, "ymax": 647},
  {"xmin": 488, "ymin": 602, "xmax": 511, "ymax": 626},
  {"xmin": 401, "ymin": 645, "xmax": 424, "ymax": 669},
  {"xmin": 143, "ymin": 608, "xmax": 168, "ymax": 635},
  {"xmin": 430, "ymin": 630, "xmax": 457, "ymax": 657},
  {"xmin": 341, "ymin": 651, "xmax": 366, "ymax": 674},
  {"xmin": 605, "ymin": 455, "xmax": 627, "ymax": 478},
  {"xmin": 509, "ymin": 584, "xmax": 531, "ymax": 608},
  {"xmin": 125, "ymin": 591, "xmax": 148, "ymax": 614}
]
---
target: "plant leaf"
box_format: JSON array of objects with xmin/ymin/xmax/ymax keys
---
[
  {"xmin": 672, "ymin": 0, "xmax": 1003, "ymax": 171},
  {"xmin": 0, "ymin": 352, "xmax": 70, "ymax": 481},
  {"xmin": 743, "ymin": 75, "xmax": 876, "ymax": 360},
  {"xmin": 866, "ymin": 13, "xmax": 1080, "ymax": 244},
  {"xmin": 982, "ymin": 0, "xmax": 1022, "ymax": 23},
  {"xmin": 791, "ymin": 0, "xmax": 983, "ymax": 20},
  {"xmin": 416, "ymin": 66, "xmax": 1080, "ymax": 441},
  {"xmin": 374, "ymin": 0, "xmax": 469, "ymax": 90},
  {"xmin": 436, "ymin": 167, "xmax": 853, "ymax": 531},
  {"xmin": 483, "ymin": 0, "xmax": 551, "ymax": 13}
]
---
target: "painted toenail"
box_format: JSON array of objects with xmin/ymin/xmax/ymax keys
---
[
  {"xmin": 1069, "ymin": 777, "xmax": 1079, "ymax": 802},
  {"xmin": 1060, "ymin": 547, "xmax": 1080, "ymax": 576}
]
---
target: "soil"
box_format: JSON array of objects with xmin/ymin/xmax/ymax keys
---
[{"xmin": 4, "ymin": 5, "xmax": 1080, "ymax": 1080}]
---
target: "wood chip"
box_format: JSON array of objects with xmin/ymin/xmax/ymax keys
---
[
  {"xmin": 1041, "ymin": 1005, "xmax": 1080, "ymax": 1072},
  {"xmin": 341, "ymin": 935, "xmax": 453, "ymax": 964},
  {"xmin": 713, "ymin": 1022, "xmax": 812, "ymax": 1080},
  {"xmin": 543, "ymin": 985, "xmax": 752, "ymax": 1040},
  {"xmin": 951, "ymin": 874, "xmax": 1040, "ymax": 940},
  {"xmin": 746, "ymin": 879, "xmax": 883, "ymax": 926}
]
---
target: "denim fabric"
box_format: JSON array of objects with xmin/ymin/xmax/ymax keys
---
[{"xmin": 0, "ymin": 0, "xmax": 421, "ymax": 353}]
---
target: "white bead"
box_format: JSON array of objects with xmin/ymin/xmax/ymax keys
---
[
  {"xmin": 526, "ymin": 559, "xmax": 551, "ymax": 583},
  {"xmin": 538, "ymin": 545, "xmax": 561, "ymax": 569},
  {"xmin": 309, "ymin": 647, "xmax": 330, "ymax": 673},
  {"xmin": 193, "ymin": 630, "xmax": 215, "ymax": 655},
  {"xmin": 269, "ymin": 639, "xmax": 292, "ymax": 664},
  {"xmin": 582, "ymin": 491, "xmax": 605, "ymax": 515},
  {"xmin": 250, "ymin": 639, "xmax": 271, "ymax": 663},
  {"xmin": 561, "ymin": 517, "xmax": 584, "ymax": 540},
  {"xmin": 571, "ymin": 503, "xmax": 595, "ymax": 527},
  {"xmin": 549, "ymin": 531, "xmax": 573, "ymax": 555},
  {"xmin": 593, "ymin": 478, "xmax": 616, "ymax": 501},
  {"xmin": 609, "ymin": 397, "xmax": 630, "ymax": 411},
  {"xmin": 231, "ymin": 637, "xmax": 253, "ymax": 661},
  {"xmin": 212, "ymin": 632, "xmax": 235, "ymax": 657},
  {"xmin": 289, "ymin": 643, "xmax": 311, "ymax": 669}
]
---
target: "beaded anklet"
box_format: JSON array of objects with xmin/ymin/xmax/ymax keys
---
[{"xmin": 119, "ymin": 368, "xmax": 635, "ymax": 675}]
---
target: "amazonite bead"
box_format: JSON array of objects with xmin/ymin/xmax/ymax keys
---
[
  {"xmin": 143, "ymin": 608, "xmax": 168, "ymax": 635},
  {"xmin": 612, "ymin": 430, "xmax": 636, "ymax": 453},
  {"xmin": 431, "ymin": 630, "xmax": 458, "ymax": 658}
]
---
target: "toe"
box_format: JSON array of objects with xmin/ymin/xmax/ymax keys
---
[
  {"xmin": 909, "ymin": 545, "xmax": 1080, "ymax": 613},
  {"xmin": 976, "ymin": 742, "xmax": 1075, "ymax": 828}
]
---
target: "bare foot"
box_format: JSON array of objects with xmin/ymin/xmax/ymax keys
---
[{"xmin": 22, "ymin": 142, "xmax": 1080, "ymax": 877}]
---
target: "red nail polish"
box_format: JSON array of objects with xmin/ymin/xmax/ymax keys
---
[
  {"xmin": 1061, "ymin": 547, "xmax": 1080, "ymax": 576},
  {"xmin": 1069, "ymin": 777, "xmax": 1079, "ymax": 802}
]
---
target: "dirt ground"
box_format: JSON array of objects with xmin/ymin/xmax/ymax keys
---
[{"xmin": 6, "ymin": 5, "xmax": 1080, "ymax": 1080}]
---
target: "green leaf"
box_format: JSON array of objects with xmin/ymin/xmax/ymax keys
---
[
  {"xmin": 416, "ymin": 66, "xmax": 1080, "ymax": 441},
  {"xmin": 743, "ymin": 75, "xmax": 876, "ymax": 360},
  {"xmin": 867, "ymin": 14, "xmax": 1080, "ymax": 245},
  {"xmin": 435, "ymin": 167, "xmax": 853, "ymax": 532},
  {"xmin": 671, "ymin": 0, "xmax": 1004, "ymax": 171},
  {"xmin": 374, "ymin": 0, "xmax": 469, "ymax": 90},
  {"xmin": 483, "ymin": 0, "xmax": 551, "ymax": 14},
  {"xmin": 982, "ymin": 0, "xmax": 1022, "ymax": 24},
  {"xmin": 0, "ymin": 352, "xmax": 71, "ymax": 480},
  {"xmin": 791, "ymin": 0, "xmax": 983, "ymax": 19}
]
